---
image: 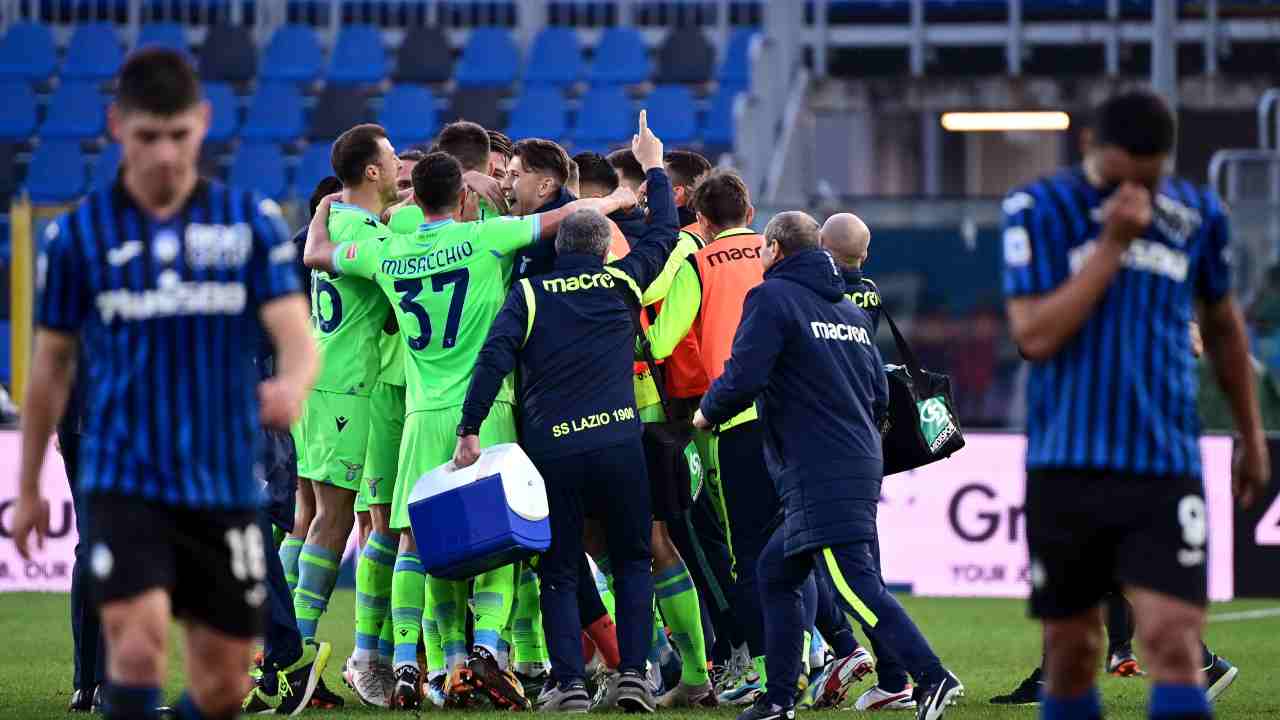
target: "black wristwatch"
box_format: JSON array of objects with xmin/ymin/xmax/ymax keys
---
[{"xmin": 456, "ymin": 423, "xmax": 480, "ymax": 437}]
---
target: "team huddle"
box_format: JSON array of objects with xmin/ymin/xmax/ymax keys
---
[{"xmin": 10, "ymin": 41, "xmax": 1271, "ymax": 720}]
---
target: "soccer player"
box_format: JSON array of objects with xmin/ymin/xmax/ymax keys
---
[
  {"xmin": 691, "ymin": 211, "xmax": 963, "ymax": 720},
  {"xmin": 644, "ymin": 170, "xmax": 775, "ymax": 705},
  {"xmin": 574, "ymin": 151, "xmax": 648, "ymax": 245},
  {"xmin": 1002, "ymin": 90, "xmax": 1269, "ymax": 720},
  {"xmin": 303, "ymin": 150, "xmax": 636, "ymax": 710},
  {"xmin": 505, "ymin": 139, "xmax": 582, "ymax": 279},
  {"xmin": 340, "ymin": 146, "xmax": 422, "ymax": 709},
  {"xmin": 664, "ymin": 149, "xmax": 713, "ymax": 229},
  {"xmin": 488, "ymin": 129, "xmax": 514, "ymax": 184},
  {"xmin": 290, "ymin": 125, "xmax": 400, "ymax": 676},
  {"xmin": 11, "ymin": 48, "xmax": 317, "ymax": 720}
]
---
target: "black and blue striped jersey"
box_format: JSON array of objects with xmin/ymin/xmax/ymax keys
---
[
  {"xmin": 36, "ymin": 178, "xmax": 302, "ymax": 509},
  {"xmin": 1002, "ymin": 166, "xmax": 1232, "ymax": 477}
]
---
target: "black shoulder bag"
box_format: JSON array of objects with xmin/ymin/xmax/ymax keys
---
[{"xmin": 880, "ymin": 308, "xmax": 966, "ymax": 475}]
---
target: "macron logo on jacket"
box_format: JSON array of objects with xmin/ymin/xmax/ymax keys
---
[{"xmin": 810, "ymin": 321, "xmax": 871, "ymax": 345}]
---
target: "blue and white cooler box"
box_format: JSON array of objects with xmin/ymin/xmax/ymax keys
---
[{"xmin": 407, "ymin": 443, "xmax": 552, "ymax": 580}]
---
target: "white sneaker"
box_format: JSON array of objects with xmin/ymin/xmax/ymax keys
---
[
  {"xmin": 853, "ymin": 685, "xmax": 917, "ymax": 711},
  {"xmin": 343, "ymin": 656, "xmax": 390, "ymax": 708},
  {"xmin": 812, "ymin": 647, "xmax": 876, "ymax": 709}
]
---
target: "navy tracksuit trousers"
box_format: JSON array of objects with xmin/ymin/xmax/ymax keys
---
[
  {"xmin": 533, "ymin": 440, "xmax": 654, "ymax": 684},
  {"xmin": 757, "ymin": 520, "xmax": 943, "ymax": 707}
]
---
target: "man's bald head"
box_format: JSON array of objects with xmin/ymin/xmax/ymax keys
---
[
  {"xmin": 820, "ymin": 213, "xmax": 871, "ymax": 270},
  {"xmin": 760, "ymin": 210, "xmax": 820, "ymax": 270}
]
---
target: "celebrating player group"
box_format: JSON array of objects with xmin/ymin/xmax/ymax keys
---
[{"xmin": 8, "ymin": 43, "xmax": 1269, "ymax": 720}]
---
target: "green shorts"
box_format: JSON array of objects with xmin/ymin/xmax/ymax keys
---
[
  {"xmin": 296, "ymin": 389, "xmax": 370, "ymax": 493},
  {"xmin": 390, "ymin": 402, "xmax": 518, "ymax": 530},
  {"xmin": 357, "ymin": 381, "xmax": 406, "ymax": 512}
]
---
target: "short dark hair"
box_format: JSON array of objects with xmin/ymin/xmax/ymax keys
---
[
  {"xmin": 514, "ymin": 138, "xmax": 571, "ymax": 187},
  {"xmin": 116, "ymin": 48, "xmax": 201, "ymax": 116},
  {"xmin": 692, "ymin": 170, "xmax": 751, "ymax": 228},
  {"xmin": 764, "ymin": 211, "xmax": 820, "ymax": 255},
  {"xmin": 572, "ymin": 152, "xmax": 619, "ymax": 195},
  {"xmin": 1091, "ymin": 91, "xmax": 1177, "ymax": 157},
  {"xmin": 436, "ymin": 121, "xmax": 491, "ymax": 172},
  {"xmin": 331, "ymin": 123, "xmax": 389, "ymax": 187},
  {"xmin": 664, "ymin": 150, "xmax": 711, "ymax": 189},
  {"xmin": 398, "ymin": 148, "xmax": 426, "ymax": 163},
  {"xmin": 309, "ymin": 176, "xmax": 343, "ymax": 218},
  {"xmin": 487, "ymin": 130, "xmax": 514, "ymax": 161},
  {"xmin": 607, "ymin": 149, "xmax": 645, "ymax": 187},
  {"xmin": 411, "ymin": 152, "xmax": 464, "ymax": 214}
]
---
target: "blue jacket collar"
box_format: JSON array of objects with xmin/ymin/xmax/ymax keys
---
[{"xmin": 554, "ymin": 252, "xmax": 606, "ymax": 271}]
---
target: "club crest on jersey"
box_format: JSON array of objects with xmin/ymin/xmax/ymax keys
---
[{"xmin": 153, "ymin": 230, "xmax": 181, "ymax": 264}]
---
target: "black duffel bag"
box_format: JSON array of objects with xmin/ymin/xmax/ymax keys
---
[{"xmin": 880, "ymin": 308, "xmax": 965, "ymax": 475}]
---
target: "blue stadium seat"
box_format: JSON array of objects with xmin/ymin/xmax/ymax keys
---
[
  {"xmin": 379, "ymin": 84, "xmax": 438, "ymax": 150},
  {"xmin": 63, "ymin": 24, "xmax": 124, "ymax": 82},
  {"xmin": 42, "ymin": 83, "xmax": 106, "ymax": 140},
  {"xmin": 0, "ymin": 81, "xmax": 37, "ymax": 140},
  {"xmin": 204, "ymin": 82, "xmax": 240, "ymax": 143},
  {"xmin": 328, "ymin": 25, "xmax": 388, "ymax": 86},
  {"xmin": 296, "ymin": 143, "xmax": 335, "ymax": 195},
  {"xmin": 718, "ymin": 29, "xmax": 756, "ymax": 89},
  {"xmin": 92, "ymin": 144, "xmax": 121, "ymax": 188},
  {"xmin": 26, "ymin": 142, "xmax": 86, "ymax": 203},
  {"xmin": 455, "ymin": 28, "xmax": 519, "ymax": 88},
  {"xmin": 241, "ymin": 83, "xmax": 305, "ymax": 142},
  {"xmin": 505, "ymin": 86, "xmax": 567, "ymax": 142},
  {"xmin": 571, "ymin": 85, "xmax": 633, "ymax": 146},
  {"xmin": 259, "ymin": 25, "xmax": 324, "ymax": 84},
  {"xmin": 0, "ymin": 22, "xmax": 57, "ymax": 83},
  {"xmin": 702, "ymin": 86, "xmax": 738, "ymax": 147},
  {"xmin": 524, "ymin": 27, "xmax": 583, "ymax": 88},
  {"xmin": 230, "ymin": 143, "xmax": 289, "ymax": 200},
  {"xmin": 135, "ymin": 22, "xmax": 189, "ymax": 54},
  {"xmin": 589, "ymin": 28, "xmax": 649, "ymax": 86},
  {"xmin": 645, "ymin": 85, "xmax": 697, "ymax": 145}
]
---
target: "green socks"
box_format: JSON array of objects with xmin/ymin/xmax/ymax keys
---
[
  {"xmin": 513, "ymin": 563, "xmax": 549, "ymax": 673},
  {"xmin": 429, "ymin": 577, "xmax": 470, "ymax": 671},
  {"xmin": 655, "ymin": 561, "xmax": 710, "ymax": 685},
  {"xmin": 279, "ymin": 536, "xmax": 304, "ymax": 596},
  {"xmin": 424, "ymin": 590, "xmax": 445, "ymax": 678},
  {"xmin": 354, "ymin": 532, "xmax": 396, "ymax": 663},
  {"xmin": 474, "ymin": 565, "xmax": 517, "ymax": 659},
  {"xmin": 391, "ymin": 552, "xmax": 425, "ymax": 670},
  {"xmin": 293, "ymin": 544, "xmax": 340, "ymax": 641}
]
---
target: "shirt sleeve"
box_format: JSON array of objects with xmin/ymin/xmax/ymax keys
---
[
  {"xmin": 609, "ymin": 168, "xmax": 680, "ymax": 295},
  {"xmin": 1000, "ymin": 184, "xmax": 1057, "ymax": 298},
  {"xmin": 700, "ymin": 284, "xmax": 785, "ymax": 425},
  {"xmin": 248, "ymin": 195, "xmax": 303, "ymax": 307},
  {"xmin": 641, "ymin": 232, "xmax": 698, "ymax": 305},
  {"xmin": 333, "ymin": 233, "xmax": 387, "ymax": 280},
  {"xmin": 1194, "ymin": 190, "xmax": 1232, "ymax": 305},
  {"xmin": 644, "ymin": 259, "xmax": 701, "ymax": 360},
  {"xmin": 36, "ymin": 215, "xmax": 89, "ymax": 332},
  {"xmin": 477, "ymin": 214, "xmax": 541, "ymax": 255},
  {"xmin": 460, "ymin": 285, "xmax": 529, "ymax": 430}
]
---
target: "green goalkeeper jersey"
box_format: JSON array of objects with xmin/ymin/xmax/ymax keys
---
[
  {"xmin": 310, "ymin": 202, "xmax": 392, "ymax": 395},
  {"xmin": 333, "ymin": 215, "xmax": 540, "ymax": 413}
]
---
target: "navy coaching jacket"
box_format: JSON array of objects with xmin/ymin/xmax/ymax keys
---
[
  {"xmin": 461, "ymin": 168, "xmax": 680, "ymax": 460},
  {"xmin": 701, "ymin": 248, "xmax": 889, "ymax": 555}
]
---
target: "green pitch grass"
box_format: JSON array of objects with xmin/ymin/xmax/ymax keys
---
[{"xmin": 1, "ymin": 592, "xmax": 1277, "ymax": 719}]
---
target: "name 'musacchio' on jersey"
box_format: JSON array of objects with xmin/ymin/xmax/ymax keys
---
[
  {"xmin": 1001, "ymin": 166, "xmax": 1232, "ymax": 478},
  {"xmin": 37, "ymin": 179, "xmax": 303, "ymax": 508}
]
